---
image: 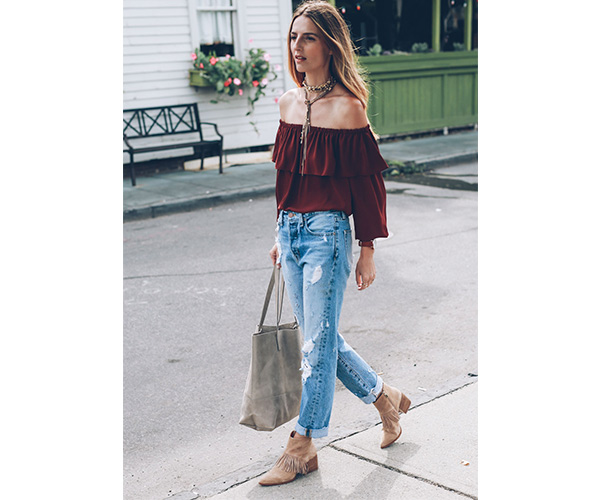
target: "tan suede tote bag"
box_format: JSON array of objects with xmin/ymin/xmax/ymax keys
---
[{"xmin": 239, "ymin": 267, "xmax": 303, "ymax": 431}]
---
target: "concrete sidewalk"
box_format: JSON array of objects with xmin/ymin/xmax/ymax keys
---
[
  {"xmin": 171, "ymin": 381, "xmax": 477, "ymax": 500},
  {"xmin": 123, "ymin": 129, "xmax": 477, "ymax": 222}
]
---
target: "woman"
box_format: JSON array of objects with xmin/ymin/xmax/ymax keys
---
[{"xmin": 260, "ymin": 0, "xmax": 410, "ymax": 486}]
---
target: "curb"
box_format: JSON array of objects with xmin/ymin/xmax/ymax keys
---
[
  {"xmin": 413, "ymin": 152, "xmax": 478, "ymax": 170},
  {"xmin": 123, "ymin": 185, "xmax": 275, "ymax": 222},
  {"xmin": 383, "ymin": 152, "xmax": 478, "ymax": 177}
]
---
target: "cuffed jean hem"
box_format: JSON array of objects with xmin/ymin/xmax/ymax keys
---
[
  {"xmin": 295, "ymin": 422, "xmax": 329, "ymax": 439},
  {"xmin": 359, "ymin": 375, "xmax": 384, "ymax": 404}
]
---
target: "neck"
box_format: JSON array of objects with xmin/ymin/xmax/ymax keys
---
[{"xmin": 303, "ymin": 71, "xmax": 332, "ymax": 88}]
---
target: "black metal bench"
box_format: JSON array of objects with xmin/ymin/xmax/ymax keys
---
[{"xmin": 123, "ymin": 103, "xmax": 223, "ymax": 186}]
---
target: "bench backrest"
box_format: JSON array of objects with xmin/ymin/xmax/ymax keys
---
[{"xmin": 123, "ymin": 103, "xmax": 204, "ymax": 140}]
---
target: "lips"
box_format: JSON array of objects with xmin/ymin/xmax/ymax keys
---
[{"xmin": 295, "ymin": 55, "xmax": 306, "ymax": 62}]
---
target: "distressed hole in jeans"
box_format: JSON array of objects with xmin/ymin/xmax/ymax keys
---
[
  {"xmin": 300, "ymin": 339, "xmax": 316, "ymax": 384},
  {"xmin": 302, "ymin": 338, "xmax": 315, "ymax": 355},
  {"xmin": 301, "ymin": 357, "xmax": 312, "ymax": 384},
  {"xmin": 309, "ymin": 265, "xmax": 322, "ymax": 284}
]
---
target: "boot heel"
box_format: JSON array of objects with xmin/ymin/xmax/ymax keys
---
[
  {"xmin": 398, "ymin": 393, "xmax": 411, "ymax": 414},
  {"xmin": 306, "ymin": 455, "xmax": 319, "ymax": 474}
]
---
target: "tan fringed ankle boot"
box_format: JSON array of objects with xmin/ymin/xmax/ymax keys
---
[
  {"xmin": 373, "ymin": 383, "xmax": 411, "ymax": 449},
  {"xmin": 259, "ymin": 431, "xmax": 318, "ymax": 486}
]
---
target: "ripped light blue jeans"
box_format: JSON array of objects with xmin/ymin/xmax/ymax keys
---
[{"xmin": 276, "ymin": 210, "xmax": 383, "ymax": 438}]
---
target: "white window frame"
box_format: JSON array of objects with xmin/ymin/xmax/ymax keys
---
[{"xmin": 188, "ymin": 0, "xmax": 248, "ymax": 59}]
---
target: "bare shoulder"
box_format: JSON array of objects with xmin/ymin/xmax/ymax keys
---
[
  {"xmin": 327, "ymin": 89, "xmax": 369, "ymax": 129},
  {"xmin": 337, "ymin": 95, "xmax": 369, "ymax": 128},
  {"xmin": 278, "ymin": 88, "xmax": 302, "ymax": 122}
]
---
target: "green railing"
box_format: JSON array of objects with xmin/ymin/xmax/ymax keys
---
[{"xmin": 360, "ymin": 51, "xmax": 478, "ymax": 137}]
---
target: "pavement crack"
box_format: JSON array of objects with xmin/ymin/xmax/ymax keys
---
[
  {"xmin": 328, "ymin": 445, "xmax": 477, "ymax": 500},
  {"xmin": 408, "ymin": 380, "xmax": 477, "ymax": 411}
]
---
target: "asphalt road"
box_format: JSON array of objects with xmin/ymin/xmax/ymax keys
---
[{"xmin": 123, "ymin": 162, "xmax": 478, "ymax": 500}]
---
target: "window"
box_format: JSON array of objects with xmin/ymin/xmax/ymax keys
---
[
  {"xmin": 195, "ymin": 0, "xmax": 237, "ymax": 57},
  {"xmin": 441, "ymin": 0, "xmax": 478, "ymax": 51},
  {"xmin": 338, "ymin": 0, "xmax": 430, "ymax": 54},
  {"xmin": 334, "ymin": 0, "xmax": 478, "ymax": 54}
]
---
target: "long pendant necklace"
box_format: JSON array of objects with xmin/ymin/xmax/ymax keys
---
[{"xmin": 300, "ymin": 76, "xmax": 337, "ymax": 175}]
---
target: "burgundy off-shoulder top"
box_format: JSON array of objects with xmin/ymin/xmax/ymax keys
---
[{"xmin": 272, "ymin": 120, "xmax": 389, "ymax": 242}]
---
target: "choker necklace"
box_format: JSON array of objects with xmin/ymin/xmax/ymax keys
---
[
  {"xmin": 302, "ymin": 77, "xmax": 336, "ymax": 93},
  {"xmin": 300, "ymin": 76, "xmax": 337, "ymax": 175}
]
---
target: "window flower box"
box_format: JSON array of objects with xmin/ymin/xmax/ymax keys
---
[
  {"xmin": 189, "ymin": 48, "xmax": 277, "ymax": 114},
  {"xmin": 188, "ymin": 70, "xmax": 211, "ymax": 88}
]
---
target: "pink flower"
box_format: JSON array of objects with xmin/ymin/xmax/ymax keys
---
[
  {"xmin": 274, "ymin": 97, "xmax": 279, "ymax": 103},
  {"xmin": 191, "ymin": 53, "xmax": 197, "ymax": 60},
  {"xmin": 264, "ymin": 53, "xmax": 271, "ymax": 61},
  {"xmin": 199, "ymin": 63, "xmax": 204, "ymax": 69},
  {"xmin": 275, "ymin": 64, "xmax": 281, "ymax": 71},
  {"xmin": 248, "ymin": 38, "xmax": 254, "ymax": 44},
  {"xmin": 261, "ymin": 78, "xmax": 268, "ymax": 85},
  {"xmin": 210, "ymin": 57, "xmax": 218, "ymax": 65},
  {"xmin": 224, "ymin": 78, "xmax": 232, "ymax": 87},
  {"xmin": 252, "ymin": 80, "xmax": 259, "ymax": 87},
  {"xmin": 238, "ymin": 89, "xmax": 243, "ymax": 95},
  {"xmin": 225, "ymin": 54, "xmax": 231, "ymax": 59},
  {"xmin": 233, "ymin": 78, "xmax": 241, "ymax": 85}
]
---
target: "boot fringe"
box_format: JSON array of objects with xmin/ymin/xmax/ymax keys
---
[{"xmin": 275, "ymin": 452, "xmax": 312, "ymax": 475}]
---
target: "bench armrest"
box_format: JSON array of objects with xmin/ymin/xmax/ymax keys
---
[
  {"xmin": 200, "ymin": 122, "xmax": 224, "ymax": 140},
  {"xmin": 123, "ymin": 133, "xmax": 134, "ymax": 151}
]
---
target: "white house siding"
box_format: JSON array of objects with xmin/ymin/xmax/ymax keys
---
[{"xmin": 123, "ymin": 0, "xmax": 293, "ymax": 159}]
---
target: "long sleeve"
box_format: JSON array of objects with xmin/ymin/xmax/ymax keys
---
[{"xmin": 349, "ymin": 173, "xmax": 388, "ymax": 241}]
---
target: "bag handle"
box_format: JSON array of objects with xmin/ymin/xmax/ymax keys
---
[{"xmin": 258, "ymin": 267, "xmax": 285, "ymax": 330}]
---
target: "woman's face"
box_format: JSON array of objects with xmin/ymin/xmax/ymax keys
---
[{"xmin": 290, "ymin": 15, "xmax": 332, "ymax": 74}]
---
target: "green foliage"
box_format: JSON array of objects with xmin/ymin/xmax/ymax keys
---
[
  {"xmin": 384, "ymin": 160, "xmax": 424, "ymax": 177},
  {"xmin": 191, "ymin": 48, "xmax": 278, "ymax": 114},
  {"xmin": 366, "ymin": 43, "xmax": 383, "ymax": 57},
  {"xmin": 410, "ymin": 42, "xmax": 429, "ymax": 53},
  {"xmin": 453, "ymin": 42, "xmax": 466, "ymax": 51},
  {"xmin": 245, "ymin": 48, "xmax": 276, "ymax": 114}
]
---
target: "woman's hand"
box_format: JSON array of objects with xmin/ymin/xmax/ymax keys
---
[
  {"xmin": 355, "ymin": 247, "xmax": 376, "ymax": 290},
  {"xmin": 269, "ymin": 243, "xmax": 281, "ymax": 268}
]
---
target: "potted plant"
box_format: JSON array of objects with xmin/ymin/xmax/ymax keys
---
[{"xmin": 190, "ymin": 48, "xmax": 277, "ymax": 115}]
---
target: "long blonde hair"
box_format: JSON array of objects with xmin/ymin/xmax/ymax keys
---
[{"xmin": 287, "ymin": 0, "xmax": 370, "ymax": 110}]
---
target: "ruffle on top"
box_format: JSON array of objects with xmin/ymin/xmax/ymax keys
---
[{"xmin": 272, "ymin": 120, "xmax": 389, "ymax": 177}]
